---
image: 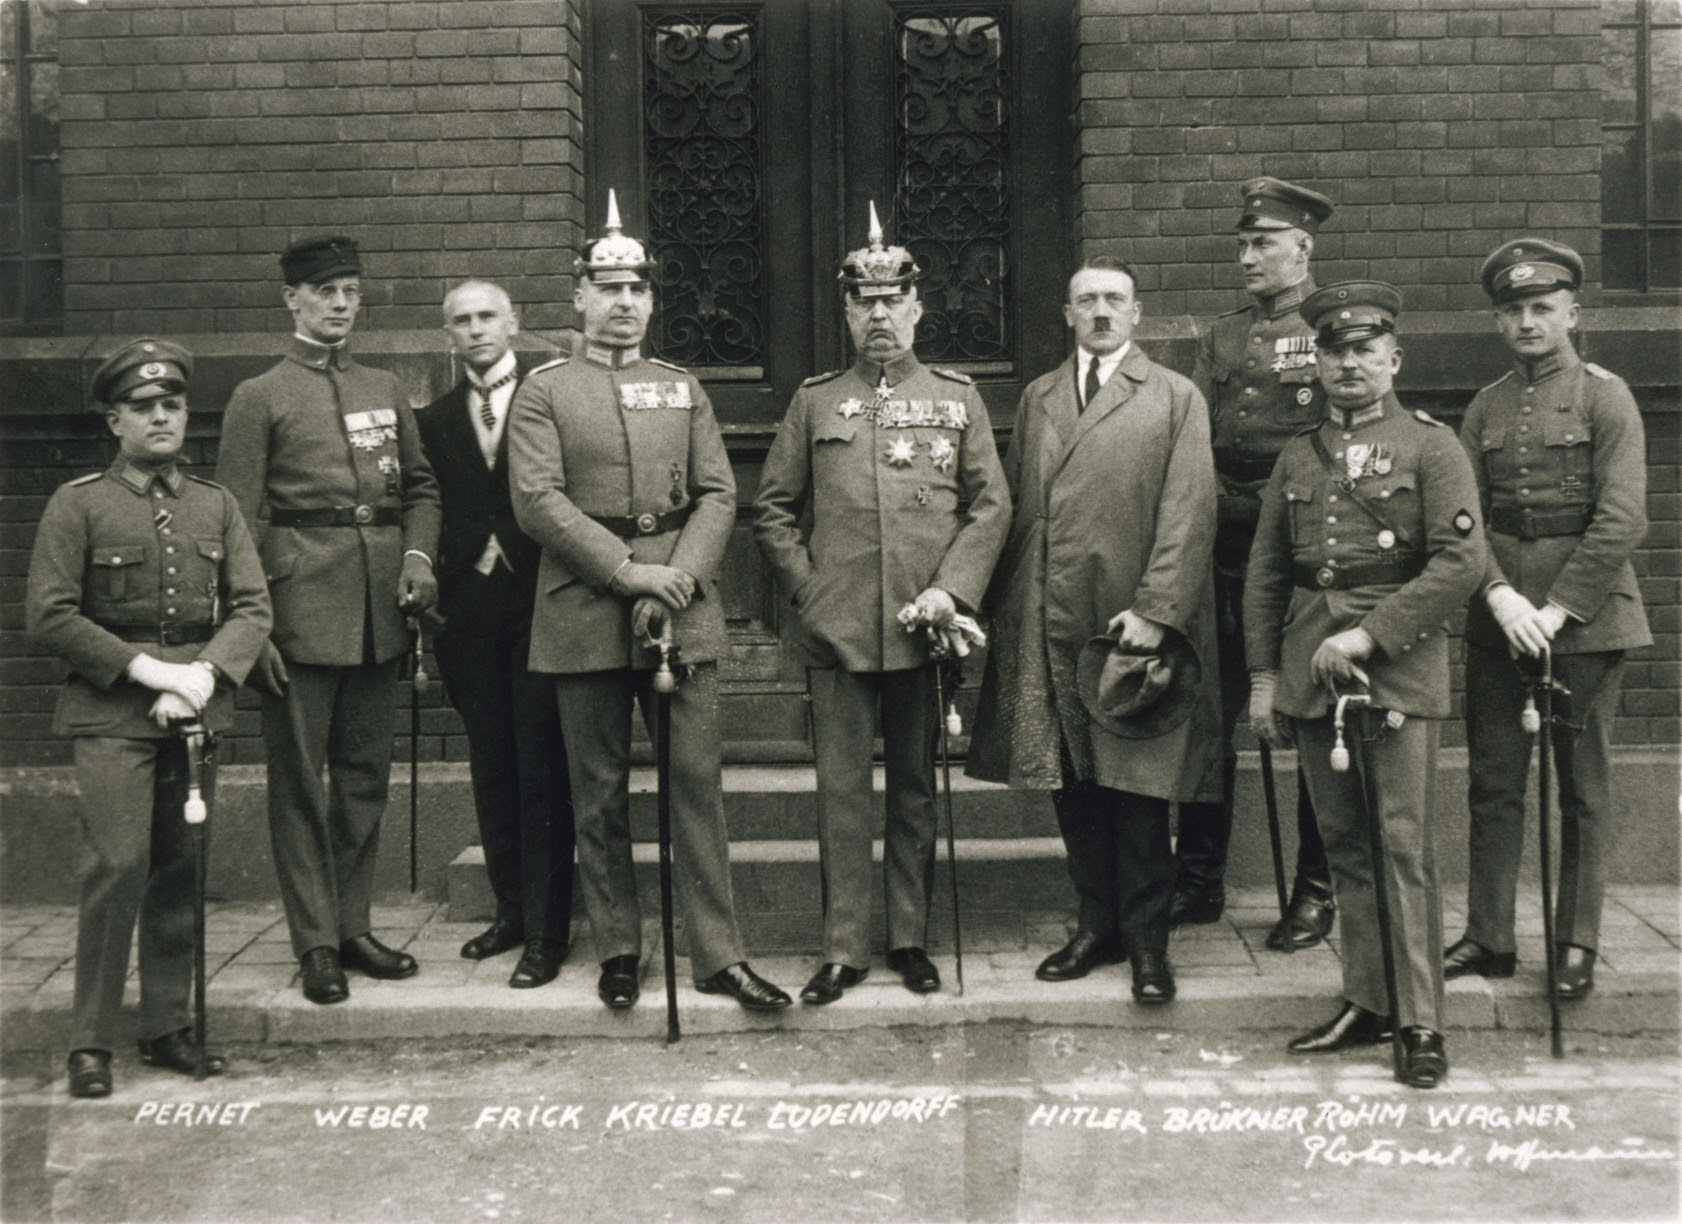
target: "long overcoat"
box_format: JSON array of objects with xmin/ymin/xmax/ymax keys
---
[{"xmin": 967, "ymin": 345, "xmax": 1222, "ymax": 802}]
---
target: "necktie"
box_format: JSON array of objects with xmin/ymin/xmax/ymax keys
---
[
  {"xmin": 473, "ymin": 368, "xmax": 518, "ymax": 431},
  {"xmin": 1083, "ymin": 355, "xmax": 1101, "ymax": 411}
]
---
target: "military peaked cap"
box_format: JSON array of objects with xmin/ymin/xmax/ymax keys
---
[
  {"xmin": 91, "ymin": 338, "xmax": 194, "ymax": 406},
  {"xmin": 1238, "ymin": 177, "xmax": 1335, "ymax": 233},
  {"xmin": 1301, "ymin": 281, "xmax": 1404, "ymax": 346},
  {"xmin": 1479, "ymin": 237, "xmax": 1583, "ymax": 303},
  {"xmin": 281, "ymin": 234, "xmax": 362, "ymax": 286}
]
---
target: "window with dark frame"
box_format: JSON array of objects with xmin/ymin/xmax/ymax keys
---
[
  {"xmin": 1, "ymin": 0, "xmax": 63, "ymax": 335},
  {"xmin": 1602, "ymin": 0, "xmax": 1682, "ymax": 293}
]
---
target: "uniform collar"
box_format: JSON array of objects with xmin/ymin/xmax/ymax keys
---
[
  {"xmin": 1328, "ymin": 391, "xmax": 1394, "ymax": 432},
  {"xmin": 852, "ymin": 349, "xmax": 922, "ymax": 388},
  {"xmin": 110, "ymin": 453, "xmax": 184, "ymax": 496},
  {"xmin": 583, "ymin": 341, "xmax": 639, "ymax": 369},
  {"xmin": 1510, "ymin": 346, "xmax": 1578, "ymax": 387},
  {"xmin": 287, "ymin": 333, "xmax": 353, "ymax": 372},
  {"xmin": 1256, "ymin": 275, "xmax": 1314, "ymax": 321}
]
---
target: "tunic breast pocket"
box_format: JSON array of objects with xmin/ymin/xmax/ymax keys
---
[
  {"xmin": 1362, "ymin": 471, "xmax": 1418, "ymax": 531},
  {"xmin": 1282, "ymin": 481, "xmax": 1318, "ymax": 544},
  {"xmin": 193, "ymin": 538, "xmax": 225, "ymax": 604},
  {"xmin": 811, "ymin": 418, "xmax": 860, "ymax": 483},
  {"xmin": 90, "ymin": 545, "xmax": 147, "ymax": 602},
  {"xmin": 1543, "ymin": 416, "xmax": 1593, "ymax": 482}
]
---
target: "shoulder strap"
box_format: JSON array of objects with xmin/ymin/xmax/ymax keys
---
[{"xmin": 1306, "ymin": 429, "xmax": 1415, "ymax": 551}]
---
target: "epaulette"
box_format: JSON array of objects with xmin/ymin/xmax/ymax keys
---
[
  {"xmin": 67, "ymin": 471, "xmax": 103, "ymax": 486},
  {"xmin": 1477, "ymin": 371, "xmax": 1516, "ymax": 395},
  {"xmin": 1215, "ymin": 302, "xmax": 1252, "ymax": 320},
  {"xmin": 800, "ymin": 369, "xmax": 845, "ymax": 388},
  {"xmin": 1584, "ymin": 362, "xmax": 1616, "ymax": 381},
  {"xmin": 527, "ymin": 357, "xmax": 568, "ymax": 376},
  {"xmin": 932, "ymin": 367, "xmax": 973, "ymax": 385},
  {"xmin": 649, "ymin": 357, "xmax": 688, "ymax": 373},
  {"xmin": 1293, "ymin": 422, "xmax": 1320, "ymax": 437},
  {"xmin": 185, "ymin": 473, "xmax": 229, "ymax": 491},
  {"xmin": 1413, "ymin": 409, "xmax": 1448, "ymax": 427}
]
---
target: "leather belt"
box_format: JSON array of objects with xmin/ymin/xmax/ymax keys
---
[
  {"xmin": 270, "ymin": 505, "xmax": 401, "ymax": 528},
  {"xmin": 106, "ymin": 623, "xmax": 216, "ymax": 645},
  {"xmin": 1215, "ymin": 456, "xmax": 1279, "ymax": 485},
  {"xmin": 1488, "ymin": 506, "xmax": 1592, "ymax": 540},
  {"xmin": 1293, "ymin": 559, "xmax": 1425, "ymax": 591},
  {"xmin": 588, "ymin": 507, "xmax": 690, "ymax": 538}
]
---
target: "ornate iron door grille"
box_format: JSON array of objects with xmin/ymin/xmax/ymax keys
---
[
  {"xmin": 893, "ymin": 6, "xmax": 1011, "ymax": 366},
  {"xmin": 643, "ymin": 7, "xmax": 769, "ymax": 369}
]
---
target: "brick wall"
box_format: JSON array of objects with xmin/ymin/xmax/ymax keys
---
[
  {"xmin": 56, "ymin": 0, "xmax": 585, "ymax": 335},
  {"xmin": 1074, "ymin": 0, "xmax": 1605, "ymax": 315}
]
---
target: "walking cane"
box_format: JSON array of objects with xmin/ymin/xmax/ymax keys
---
[
  {"xmin": 1257, "ymin": 740, "xmax": 1291, "ymax": 932},
  {"xmin": 933, "ymin": 659, "xmax": 965, "ymax": 996},
  {"xmin": 176, "ymin": 718, "xmax": 214, "ymax": 1081},
  {"xmin": 1330, "ymin": 687, "xmax": 1405, "ymax": 1079},
  {"xmin": 1523, "ymin": 646, "xmax": 1566, "ymax": 1059},
  {"xmin": 407, "ymin": 617, "xmax": 426, "ymax": 894},
  {"xmin": 652, "ymin": 617, "xmax": 682, "ymax": 1044}
]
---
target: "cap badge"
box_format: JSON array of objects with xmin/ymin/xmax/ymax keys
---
[
  {"xmin": 140, "ymin": 363, "xmax": 165, "ymax": 379},
  {"xmin": 1510, "ymin": 264, "xmax": 1535, "ymax": 282}
]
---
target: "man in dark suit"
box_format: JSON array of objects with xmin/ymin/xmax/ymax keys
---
[
  {"xmin": 417, "ymin": 280, "xmax": 575, "ymax": 988},
  {"xmin": 216, "ymin": 235, "xmax": 441, "ymax": 1005}
]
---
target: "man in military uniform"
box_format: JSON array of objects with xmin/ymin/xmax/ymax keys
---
[
  {"xmin": 1245, "ymin": 283, "xmax": 1485, "ymax": 1088},
  {"xmin": 27, "ymin": 340, "xmax": 272, "ymax": 1097},
  {"xmin": 215, "ymin": 236, "xmax": 441, "ymax": 1005},
  {"xmin": 1179, "ymin": 178, "xmax": 1339, "ymax": 945},
  {"xmin": 417, "ymin": 280, "xmax": 575, "ymax": 989},
  {"xmin": 508, "ymin": 193, "xmax": 789, "ymax": 1013},
  {"xmin": 754, "ymin": 205, "xmax": 1010, "ymax": 1003},
  {"xmin": 1444, "ymin": 239, "xmax": 1651, "ymax": 999}
]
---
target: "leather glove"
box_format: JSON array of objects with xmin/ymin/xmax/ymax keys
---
[
  {"xmin": 900, "ymin": 587, "xmax": 957, "ymax": 630},
  {"xmin": 126, "ymin": 653, "xmax": 211, "ymax": 711},
  {"xmin": 398, "ymin": 551, "xmax": 438, "ymax": 613},
  {"xmin": 632, "ymin": 595, "xmax": 671, "ymax": 643},
  {"xmin": 249, "ymin": 640, "xmax": 290, "ymax": 697},
  {"xmin": 612, "ymin": 562, "xmax": 695, "ymax": 609},
  {"xmin": 1248, "ymin": 671, "xmax": 1289, "ymax": 748},
  {"xmin": 1105, "ymin": 607, "xmax": 1166, "ymax": 652},
  {"xmin": 1309, "ymin": 627, "xmax": 1374, "ymax": 690},
  {"xmin": 1486, "ymin": 583, "xmax": 1550, "ymax": 657},
  {"xmin": 148, "ymin": 690, "xmax": 199, "ymax": 730}
]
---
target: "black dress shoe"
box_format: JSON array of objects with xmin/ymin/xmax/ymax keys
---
[
  {"xmin": 1555, "ymin": 944, "xmax": 1596, "ymax": 999},
  {"xmin": 1398, "ymin": 1027, "xmax": 1448, "ymax": 1088},
  {"xmin": 598, "ymin": 955, "xmax": 640, "ymax": 1009},
  {"xmin": 695, "ymin": 962, "xmax": 793, "ymax": 1011},
  {"xmin": 1266, "ymin": 884, "xmax": 1336, "ymax": 952},
  {"xmin": 886, "ymin": 947, "xmax": 941, "ymax": 993},
  {"xmin": 67, "ymin": 1049, "xmax": 112, "ymax": 1099},
  {"xmin": 801, "ymin": 963, "xmax": 867, "ymax": 1005},
  {"xmin": 340, "ymin": 934, "xmax": 419, "ymax": 980},
  {"xmin": 300, "ymin": 946, "xmax": 349, "ymax": 1005},
  {"xmin": 1129, "ymin": 948, "xmax": 1176, "ymax": 1004},
  {"xmin": 1442, "ymin": 936, "xmax": 1516, "ymax": 980},
  {"xmin": 138, "ymin": 1029, "xmax": 226, "ymax": 1077},
  {"xmin": 1288, "ymin": 1002, "xmax": 1394, "ymax": 1053},
  {"xmin": 1035, "ymin": 930, "xmax": 1126, "ymax": 982},
  {"xmin": 461, "ymin": 918, "xmax": 524, "ymax": 961},
  {"xmin": 509, "ymin": 940, "xmax": 565, "ymax": 989},
  {"xmin": 1169, "ymin": 881, "xmax": 1225, "ymax": 926}
]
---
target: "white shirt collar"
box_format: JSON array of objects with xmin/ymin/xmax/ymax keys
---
[
  {"xmin": 1076, "ymin": 342, "xmax": 1129, "ymax": 385},
  {"xmin": 468, "ymin": 350, "xmax": 518, "ymax": 390}
]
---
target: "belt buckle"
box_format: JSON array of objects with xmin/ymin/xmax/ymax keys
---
[
  {"xmin": 1315, "ymin": 566, "xmax": 1336, "ymax": 589},
  {"xmin": 635, "ymin": 512, "xmax": 658, "ymax": 536},
  {"xmin": 353, "ymin": 504, "xmax": 374, "ymax": 525}
]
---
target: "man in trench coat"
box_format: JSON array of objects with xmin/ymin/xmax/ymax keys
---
[{"xmin": 968, "ymin": 256, "xmax": 1222, "ymax": 1004}]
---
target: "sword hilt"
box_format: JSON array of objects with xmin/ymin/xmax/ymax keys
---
[
  {"xmin": 652, "ymin": 620, "xmax": 677, "ymax": 694},
  {"xmin": 408, "ymin": 616, "xmax": 427, "ymax": 688},
  {"xmin": 1330, "ymin": 692, "xmax": 1370, "ymax": 773}
]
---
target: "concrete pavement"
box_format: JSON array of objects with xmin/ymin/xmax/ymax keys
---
[{"xmin": 3, "ymin": 887, "xmax": 1676, "ymax": 1052}]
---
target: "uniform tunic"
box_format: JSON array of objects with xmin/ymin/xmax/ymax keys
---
[
  {"xmin": 1185, "ymin": 280, "xmax": 1329, "ymax": 893},
  {"xmin": 214, "ymin": 335, "xmax": 441, "ymax": 958},
  {"xmin": 754, "ymin": 351, "xmax": 1010, "ymax": 965},
  {"xmin": 1245, "ymin": 394, "xmax": 1486, "ymax": 1028},
  {"xmin": 508, "ymin": 343, "xmax": 745, "ymax": 978},
  {"xmin": 1459, "ymin": 351, "xmax": 1651, "ymax": 955},
  {"xmin": 27, "ymin": 455, "xmax": 270, "ymax": 1051}
]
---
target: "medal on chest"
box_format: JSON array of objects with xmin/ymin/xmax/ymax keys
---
[
  {"xmin": 344, "ymin": 408, "xmax": 399, "ymax": 451},
  {"xmin": 617, "ymin": 381, "xmax": 693, "ymax": 411},
  {"xmin": 1270, "ymin": 335, "xmax": 1317, "ymax": 374},
  {"xmin": 1344, "ymin": 442, "xmax": 1392, "ymax": 481}
]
